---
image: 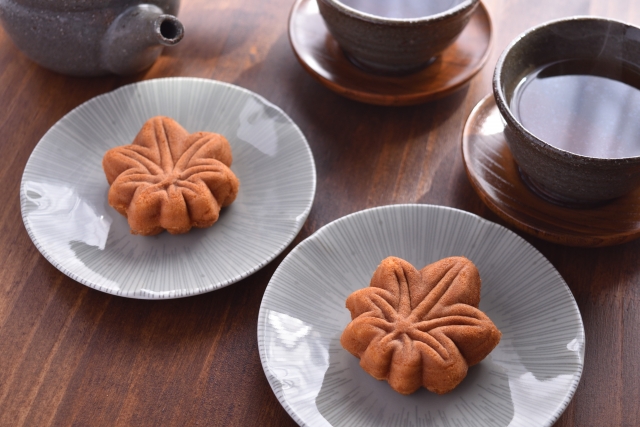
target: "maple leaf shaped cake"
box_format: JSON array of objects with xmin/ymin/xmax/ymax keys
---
[
  {"xmin": 340, "ymin": 256, "xmax": 501, "ymax": 395},
  {"xmin": 102, "ymin": 116, "xmax": 239, "ymax": 235}
]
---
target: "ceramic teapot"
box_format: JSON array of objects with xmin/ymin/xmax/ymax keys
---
[{"xmin": 0, "ymin": 0, "xmax": 184, "ymax": 76}]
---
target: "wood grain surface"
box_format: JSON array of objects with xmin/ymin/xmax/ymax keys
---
[{"xmin": 1, "ymin": 0, "xmax": 639, "ymax": 426}]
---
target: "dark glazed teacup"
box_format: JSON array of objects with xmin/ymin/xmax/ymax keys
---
[
  {"xmin": 493, "ymin": 17, "xmax": 640, "ymax": 206},
  {"xmin": 317, "ymin": 0, "xmax": 480, "ymax": 75}
]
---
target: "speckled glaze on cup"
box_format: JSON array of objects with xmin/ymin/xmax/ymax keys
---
[
  {"xmin": 316, "ymin": 0, "xmax": 480, "ymax": 75},
  {"xmin": 493, "ymin": 17, "xmax": 640, "ymax": 206}
]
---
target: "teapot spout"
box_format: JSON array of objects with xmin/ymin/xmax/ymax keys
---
[
  {"xmin": 101, "ymin": 4, "xmax": 184, "ymax": 75},
  {"xmin": 154, "ymin": 14, "xmax": 184, "ymax": 47}
]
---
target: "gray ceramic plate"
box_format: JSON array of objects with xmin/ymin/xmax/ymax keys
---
[
  {"xmin": 258, "ymin": 204, "xmax": 584, "ymax": 427},
  {"xmin": 21, "ymin": 78, "xmax": 316, "ymax": 299}
]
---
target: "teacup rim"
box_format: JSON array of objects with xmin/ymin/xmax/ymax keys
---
[
  {"xmin": 493, "ymin": 15, "xmax": 640, "ymax": 163},
  {"xmin": 321, "ymin": 0, "xmax": 479, "ymax": 24}
]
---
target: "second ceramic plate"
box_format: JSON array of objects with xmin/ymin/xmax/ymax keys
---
[
  {"xmin": 21, "ymin": 78, "xmax": 316, "ymax": 299},
  {"xmin": 258, "ymin": 204, "xmax": 584, "ymax": 427}
]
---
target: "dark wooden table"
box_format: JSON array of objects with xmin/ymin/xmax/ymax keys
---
[{"xmin": 1, "ymin": 0, "xmax": 639, "ymax": 426}]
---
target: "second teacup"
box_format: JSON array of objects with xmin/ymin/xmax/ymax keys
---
[
  {"xmin": 316, "ymin": 0, "xmax": 480, "ymax": 74},
  {"xmin": 494, "ymin": 16, "xmax": 640, "ymax": 207}
]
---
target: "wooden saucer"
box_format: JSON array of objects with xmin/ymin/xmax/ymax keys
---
[
  {"xmin": 288, "ymin": 0, "xmax": 492, "ymax": 106},
  {"xmin": 462, "ymin": 94, "xmax": 640, "ymax": 247}
]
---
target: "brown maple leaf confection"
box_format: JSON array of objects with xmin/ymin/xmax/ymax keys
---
[
  {"xmin": 102, "ymin": 116, "xmax": 240, "ymax": 235},
  {"xmin": 340, "ymin": 256, "xmax": 501, "ymax": 395}
]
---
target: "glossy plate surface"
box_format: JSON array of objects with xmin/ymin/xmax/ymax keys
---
[
  {"xmin": 21, "ymin": 77, "xmax": 316, "ymax": 299},
  {"xmin": 289, "ymin": 0, "xmax": 492, "ymax": 106},
  {"xmin": 463, "ymin": 94, "xmax": 640, "ymax": 247},
  {"xmin": 258, "ymin": 204, "xmax": 584, "ymax": 427}
]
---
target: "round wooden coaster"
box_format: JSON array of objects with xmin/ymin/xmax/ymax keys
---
[
  {"xmin": 288, "ymin": 0, "xmax": 492, "ymax": 106},
  {"xmin": 462, "ymin": 94, "xmax": 640, "ymax": 247}
]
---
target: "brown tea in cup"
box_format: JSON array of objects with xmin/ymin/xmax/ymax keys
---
[
  {"xmin": 339, "ymin": 0, "xmax": 465, "ymax": 19},
  {"xmin": 510, "ymin": 58, "xmax": 640, "ymax": 159}
]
